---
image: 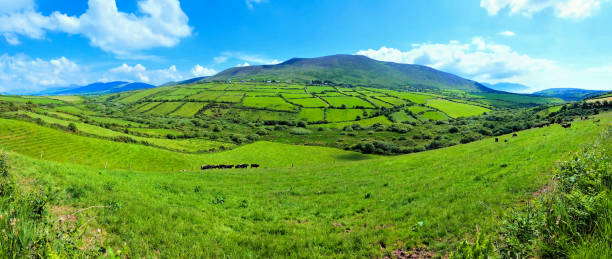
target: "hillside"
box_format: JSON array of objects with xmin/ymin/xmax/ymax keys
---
[
  {"xmin": 0, "ymin": 111, "xmax": 609, "ymax": 257},
  {"xmin": 533, "ymin": 88, "xmax": 607, "ymax": 101},
  {"xmin": 205, "ymin": 55, "xmax": 493, "ymax": 92},
  {"xmin": 38, "ymin": 81, "xmax": 157, "ymax": 96}
]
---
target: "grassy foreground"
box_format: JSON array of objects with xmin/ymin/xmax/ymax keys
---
[{"xmin": 3, "ymin": 113, "xmax": 610, "ymax": 257}]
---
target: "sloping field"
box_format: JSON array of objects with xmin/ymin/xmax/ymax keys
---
[
  {"xmin": 426, "ymin": 99, "xmax": 490, "ymax": 118},
  {"xmin": 0, "ymin": 118, "xmax": 371, "ymax": 171},
  {"xmin": 7, "ymin": 113, "xmax": 610, "ymax": 258},
  {"xmin": 169, "ymin": 102, "xmax": 207, "ymax": 117},
  {"xmin": 242, "ymin": 97, "xmax": 296, "ymax": 111}
]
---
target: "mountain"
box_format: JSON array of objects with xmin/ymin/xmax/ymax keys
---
[
  {"xmin": 160, "ymin": 76, "xmax": 210, "ymax": 87},
  {"xmin": 533, "ymin": 88, "xmax": 608, "ymax": 101},
  {"xmin": 482, "ymin": 82, "xmax": 530, "ymax": 93},
  {"xmin": 39, "ymin": 81, "xmax": 157, "ymax": 96},
  {"xmin": 205, "ymin": 54, "xmax": 493, "ymax": 93}
]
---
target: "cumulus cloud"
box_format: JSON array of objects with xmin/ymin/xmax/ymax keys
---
[
  {"xmin": 237, "ymin": 62, "xmax": 251, "ymax": 67},
  {"xmin": 0, "ymin": 54, "xmax": 87, "ymax": 93},
  {"xmin": 190, "ymin": 65, "xmax": 217, "ymax": 77},
  {"xmin": 105, "ymin": 63, "xmax": 188, "ymax": 84},
  {"xmin": 357, "ymin": 37, "xmax": 555, "ymax": 83},
  {"xmin": 0, "ymin": 0, "xmax": 192, "ymax": 55},
  {"xmin": 499, "ymin": 30, "xmax": 516, "ymax": 37},
  {"xmin": 214, "ymin": 52, "xmax": 280, "ymax": 66},
  {"xmin": 480, "ymin": 0, "xmax": 607, "ymax": 19},
  {"xmin": 356, "ymin": 38, "xmax": 612, "ymax": 91}
]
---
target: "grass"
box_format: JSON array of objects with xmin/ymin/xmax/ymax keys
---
[
  {"xmin": 421, "ymin": 111, "xmax": 448, "ymax": 121},
  {"xmin": 118, "ymin": 87, "xmax": 171, "ymax": 103},
  {"xmin": 12, "ymin": 113, "xmax": 228, "ymax": 153},
  {"xmin": 88, "ymin": 116, "xmax": 148, "ymax": 127},
  {"xmin": 47, "ymin": 96, "xmax": 85, "ymax": 103},
  {"xmin": 407, "ymin": 105, "xmax": 431, "ymax": 114},
  {"xmin": 426, "ymin": 99, "xmax": 490, "ymax": 118},
  {"xmin": 146, "ymin": 102, "xmax": 184, "ymax": 116},
  {"xmin": 0, "ymin": 95, "xmax": 63, "ymax": 104},
  {"xmin": 298, "ymin": 108, "xmax": 325, "ymax": 122},
  {"xmin": 242, "ymin": 97, "xmax": 296, "ymax": 111},
  {"xmin": 132, "ymin": 102, "xmax": 161, "ymax": 113},
  {"xmin": 390, "ymin": 111, "xmax": 416, "ymax": 123},
  {"xmin": 128, "ymin": 128, "xmax": 183, "ymax": 137},
  {"xmin": 316, "ymin": 115, "xmax": 392, "ymax": 129},
  {"xmin": 169, "ymin": 102, "xmax": 206, "ymax": 117},
  {"xmin": 0, "ymin": 118, "xmax": 368, "ymax": 171},
  {"xmin": 390, "ymin": 92, "xmax": 435, "ymax": 104},
  {"xmin": 288, "ymin": 98, "xmax": 328, "ymax": 108},
  {"xmin": 4, "ymin": 113, "xmax": 609, "ymax": 258},
  {"xmin": 326, "ymin": 109, "xmax": 366, "ymax": 122},
  {"xmin": 322, "ymin": 96, "xmax": 375, "ymax": 108}
]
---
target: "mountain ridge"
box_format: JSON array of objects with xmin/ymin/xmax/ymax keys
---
[{"xmin": 203, "ymin": 54, "xmax": 495, "ymax": 93}]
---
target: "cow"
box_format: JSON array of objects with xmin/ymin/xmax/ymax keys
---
[
  {"xmin": 504, "ymin": 139, "xmax": 508, "ymax": 143},
  {"xmin": 495, "ymin": 138, "xmax": 499, "ymax": 143},
  {"xmin": 512, "ymin": 133, "xmax": 518, "ymax": 137},
  {"xmin": 562, "ymin": 123, "xmax": 572, "ymax": 128},
  {"xmin": 251, "ymin": 164, "xmax": 260, "ymax": 168}
]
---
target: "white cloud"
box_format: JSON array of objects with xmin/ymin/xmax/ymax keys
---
[
  {"xmin": 0, "ymin": 54, "xmax": 87, "ymax": 93},
  {"xmin": 214, "ymin": 52, "xmax": 280, "ymax": 65},
  {"xmin": 246, "ymin": 0, "xmax": 265, "ymax": 10},
  {"xmin": 480, "ymin": 0, "xmax": 607, "ymax": 19},
  {"xmin": 106, "ymin": 63, "xmax": 187, "ymax": 84},
  {"xmin": 0, "ymin": 0, "xmax": 192, "ymax": 55},
  {"xmin": 356, "ymin": 38, "xmax": 612, "ymax": 91},
  {"xmin": 499, "ymin": 30, "xmax": 516, "ymax": 37},
  {"xmin": 190, "ymin": 65, "xmax": 217, "ymax": 77},
  {"xmin": 3, "ymin": 33, "xmax": 20, "ymax": 45},
  {"xmin": 237, "ymin": 62, "xmax": 251, "ymax": 67}
]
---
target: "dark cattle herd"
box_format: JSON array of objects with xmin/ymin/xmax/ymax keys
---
[{"xmin": 201, "ymin": 164, "xmax": 260, "ymax": 170}]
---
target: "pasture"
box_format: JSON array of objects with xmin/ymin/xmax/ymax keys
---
[
  {"xmin": 426, "ymin": 99, "xmax": 490, "ymax": 118},
  {"xmin": 5, "ymin": 113, "xmax": 609, "ymax": 258}
]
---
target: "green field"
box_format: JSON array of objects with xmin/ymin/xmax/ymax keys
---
[
  {"xmin": 169, "ymin": 102, "xmax": 207, "ymax": 117},
  {"xmin": 298, "ymin": 108, "xmax": 325, "ymax": 122},
  {"xmin": 421, "ymin": 111, "xmax": 448, "ymax": 121},
  {"xmin": 407, "ymin": 105, "xmax": 431, "ymax": 114},
  {"xmin": 242, "ymin": 97, "xmax": 296, "ymax": 111},
  {"xmin": 317, "ymin": 115, "xmax": 393, "ymax": 128},
  {"xmin": 0, "ymin": 95, "xmax": 64, "ymax": 104},
  {"xmin": 326, "ymin": 109, "xmax": 366, "ymax": 122},
  {"xmin": 322, "ymin": 96, "xmax": 374, "ymax": 108},
  {"xmin": 146, "ymin": 102, "xmax": 184, "ymax": 115},
  {"xmin": 426, "ymin": 99, "xmax": 490, "ymax": 118},
  {"xmin": 288, "ymin": 97, "xmax": 328, "ymax": 108},
  {"xmin": 4, "ymin": 113, "xmax": 609, "ymax": 257}
]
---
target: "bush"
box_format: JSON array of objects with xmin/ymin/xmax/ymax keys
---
[{"xmin": 290, "ymin": 128, "xmax": 312, "ymax": 135}]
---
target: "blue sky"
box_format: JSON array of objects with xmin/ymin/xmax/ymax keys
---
[{"xmin": 1, "ymin": 0, "xmax": 611, "ymax": 93}]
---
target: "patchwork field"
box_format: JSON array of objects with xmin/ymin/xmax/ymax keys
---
[{"xmin": 426, "ymin": 99, "xmax": 490, "ymax": 118}]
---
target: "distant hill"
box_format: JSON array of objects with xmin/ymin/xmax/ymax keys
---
[
  {"xmin": 482, "ymin": 82, "xmax": 531, "ymax": 93},
  {"xmin": 38, "ymin": 81, "xmax": 157, "ymax": 96},
  {"xmin": 205, "ymin": 54, "xmax": 493, "ymax": 93},
  {"xmin": 533, "ymin": 88, "xmax": 607, "ymax": 101},
  {"xmin": 160, "ymin": 76, "xmax": 209, "ymax": 87}
]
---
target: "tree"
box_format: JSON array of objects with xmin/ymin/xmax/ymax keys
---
[{"xmin": 68, "ymin": 123, "xmax": 78, "ymax": 132}]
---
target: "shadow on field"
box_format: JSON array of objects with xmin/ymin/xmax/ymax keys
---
[{"xmin": 333, "ymin": 153, "xmax": 372, "ymax": 161}]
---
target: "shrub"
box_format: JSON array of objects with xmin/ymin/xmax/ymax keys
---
[{"xmin": 290, "ymin": 128, "xmax": 312, "ymax": 135}]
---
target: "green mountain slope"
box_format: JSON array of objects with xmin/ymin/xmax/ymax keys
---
[
  {"xmin": 206, "ymin": 55, "xmax": 493, "ymax": 92},
  {"xmin": 533, "ymin": 88, "xmax": 607, "ymax": 101}
]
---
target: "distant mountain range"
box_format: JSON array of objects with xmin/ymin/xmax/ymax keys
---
[
  {"xmin": 36, "ymin": 81, "xmax": 156, "ymax": 96},
  {"xmin": 482, "ymin": 82, "xmax": 531, "ymax": 93},
  {"xmin": 532, "ymin": 88, "xmax": 608, "ymax": 101},
  {"xmin": 204, "ymin": 54, "xmax": 494, "ymax": 93},
  {"xmin": 160, "ymin": 76, "xmax": 210, "ymax": 87}
]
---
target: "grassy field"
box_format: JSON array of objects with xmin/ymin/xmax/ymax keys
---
[
  {"xmin": 316, "ymin": 115, "xmax": 393, "ymax": 129},
  {"xmin": 288, "ymin": 97, "xmax": 328, "ymax": 108},
  {"xmin": 326, "ymin": 109, "xmax": 366, "ymax": 122},
  {"xmin": 11, "ymin": 113, "xmax": 229, "ymax": 153},
  {"xmin": 242, "ymin": 97, "xmax": 296, "ymax": 111},
  {"xmin": 169, "ymin": 102, "xmax": 207, "ymax": 117},
  {"xmin": 298, "ymin": 108, "xmax": 325, "ymax": 122},
  {"xmin": 5, "ymin": 113, "xmax": 609, "ymax": 258},
  {"xmin": 426, "ymin": 99, "xmax": 490, "ymax": 118},
  {"xmin": 322, "ymin": 96, "xmax": 375, "ymax": 108},
  {"xmin": 146, "ymin": 102, "xmax": 184, "ymax": 115}
]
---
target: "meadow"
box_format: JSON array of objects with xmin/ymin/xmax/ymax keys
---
[{"xmin": 3, "ymin": 113, "xmax": 609, "ymax": 258}]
